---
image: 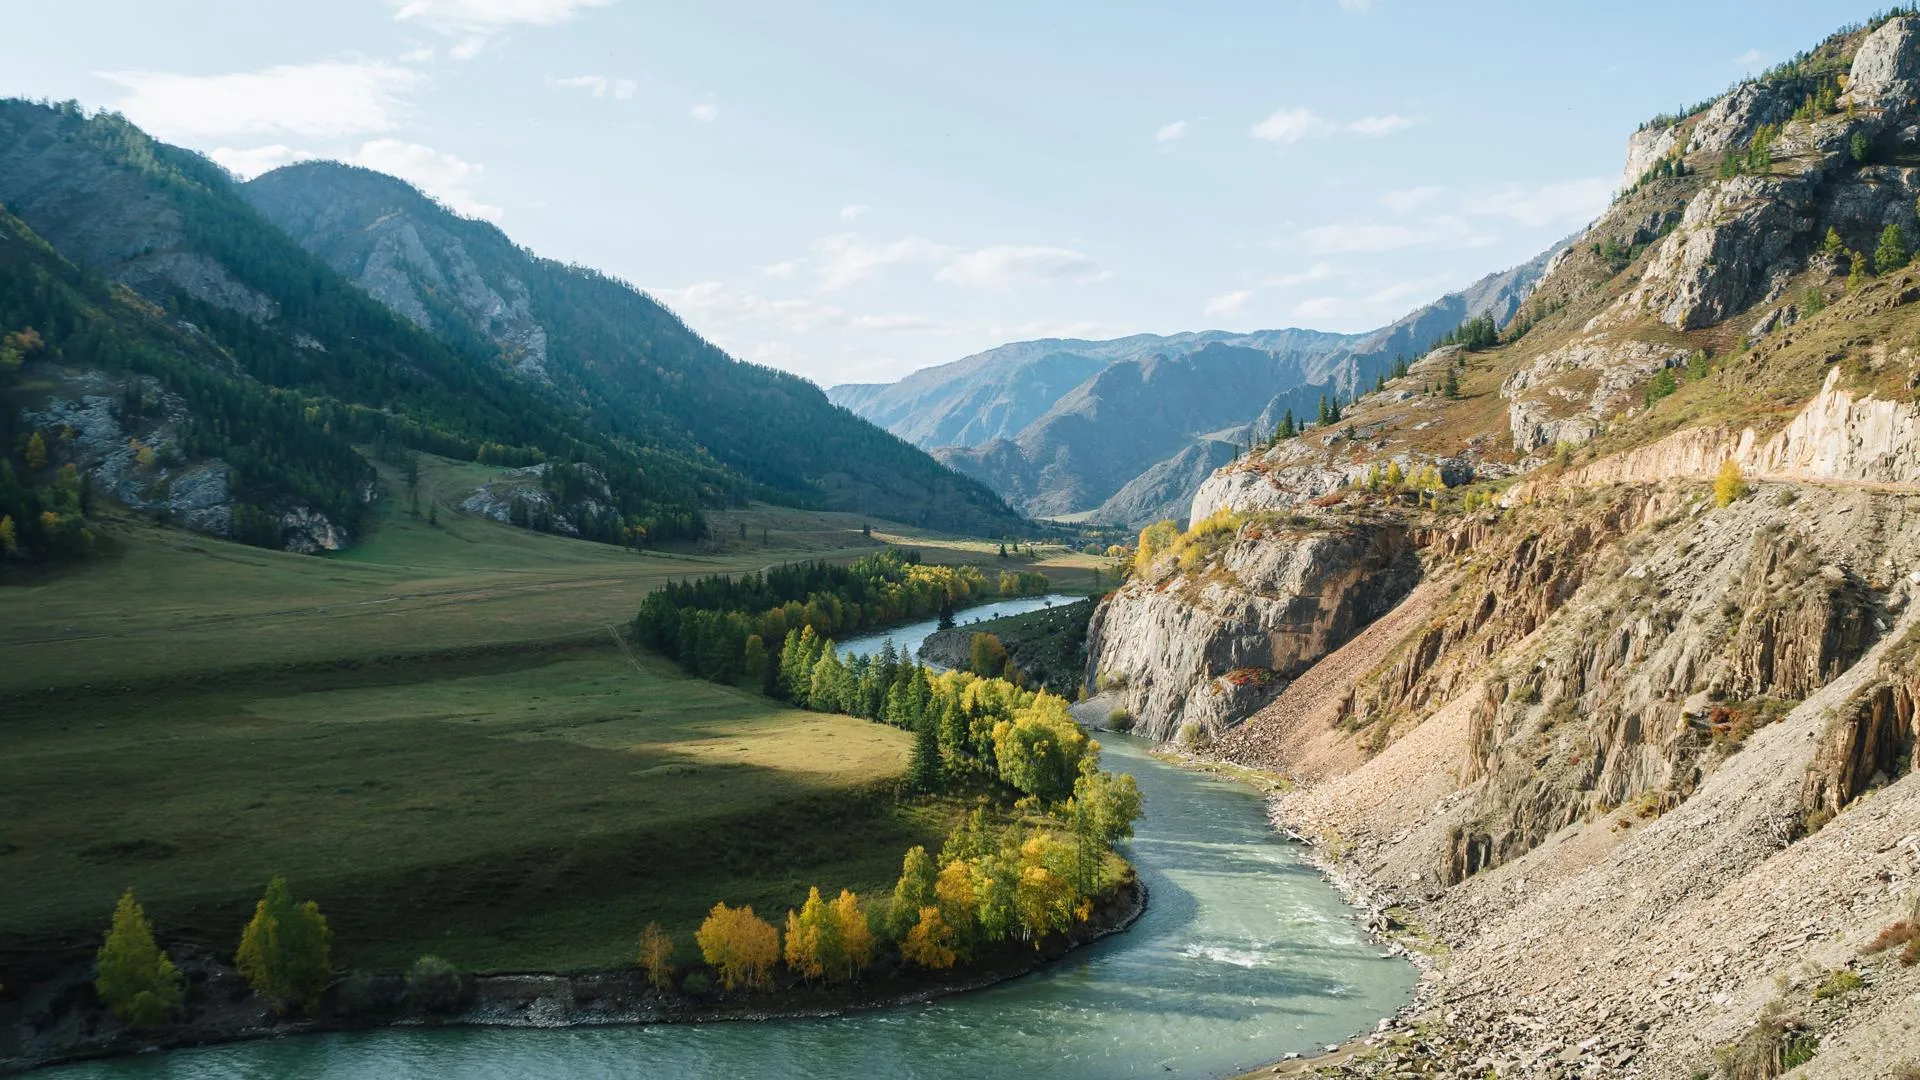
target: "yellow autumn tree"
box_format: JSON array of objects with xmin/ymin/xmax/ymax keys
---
[
  {"xmin": 636, "ymin": 922, "xmax": 676, "ymax": 990},
  {"xmin": 934, "ymin": 860, "xmax": 979, "ymax": 957},
  {"xmin": 25, "ymin": 431, "xmax": 47, "ymax": 470},
  {"xmin": 695, "ymin": 902, "xmax": 779, "ymax": 991},
  {"xmin": 1714, "ymin": 458, "xmax": 1749, "ymax": 508},
  {"xmin": 829, "ymin": 889, "xmax": 873, "ymax": 981},
  {"xmin": 0, "ymin": 514, "xmax": 16, "ymax": 556},
  {"xmin": 783, "ymin": 886, "xmax": 843, "ymax": 982},
  {"xmin": 900, "ymin": 906, "xmax": 958, "ymax": 970}
]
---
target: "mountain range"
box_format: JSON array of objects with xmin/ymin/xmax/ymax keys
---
[
  {"xmin": 830, "ymin": 247, "xmax": 1561, "ymax": 525},
  {"xmin": 0, "ymin": 99, "xmax": 1020, "ymax": 558}
]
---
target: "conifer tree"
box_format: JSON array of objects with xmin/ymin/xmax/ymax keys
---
[
  {"xmin": 235, "ymin": 876, "xmax": 332, "ymax": 1016},
  {"xmin": 1444, "ymin": 367, "xmax": 1460, "ymax": 399},
  {"xmin": 906, "ymin": 717, "xmax": 942, "ymax": 793},
  {"xmin": 1877, "ymin": 223, "xmax": 1909, "ymax": 275},
  {"xmin": 96, "ymin": 889, "xmax": 182, "ymax": 1028}
]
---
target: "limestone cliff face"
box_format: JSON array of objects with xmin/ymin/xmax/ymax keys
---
[{"xmin": 1085, "ymin": 524, "xmax": 1419, "ymax": 741}]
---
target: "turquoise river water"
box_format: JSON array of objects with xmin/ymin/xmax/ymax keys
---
[{"xmin": 51, "ymin": 599, "xmax": 1415, "ymax": 1079}]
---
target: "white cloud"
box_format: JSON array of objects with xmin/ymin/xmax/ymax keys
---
[
  {"xmin": 1299, "ymin": 217, "xmax": 1491, "ymax": 254},
  {"xmin": 1292, "ymin": 273, "xmax": 1463, "ymax": 326},
  {"xmin": 1155, "ymin": 120, "xmax": 1189, "ymax": 143},
  {"xmin": 689, "ymin": 101, "xmax": 719, "ymax": 122},
  {"xmin": 1262, "ymin": 262, "xmax": 1341, "ymax": 288},
  {"xmin": 391, "ymin": 0, "xmax": 617, "ymax": 35},
  {"xmin": 1734, "ymin": 48, "xmax": 1765, "ymax": 68},
  {"xmin": 1203, "ymin": 290, "xmax": 1252, "ymax": 317},
  {"xmin": 556, "ymin": 74, "xmax": 608, "ymax": 96},
  {"xmin": 1350, "ymin": 113, "xmax": 1417, "ymax": 137},
  {"xmin": 814, "ymin": 233, "xmax": 950, "ymax": 292},
  {"xmin": 1250, "ymin": 107, "xmax": 1336, "ymax": 144},
  {"xmin": 839, "ymin": 204, "xmax": 871, "ymax": 221},
  {"xmin": 1381, "ymin": 185, "xmax": 1444, "ymax": 215},
  {"xmin": 554, "ymin": 74, "xmax": 636, "ymax": 100},
  {"xmin": 209, "ymin": 144, "xmax": 319, "ymax": 179},
  {"xmin": 935, "ymin": 245, "xmax": 1110, "ymax": 289},
  {"xmin": 400, "ymin": 46, "xmax": 437, "ymax": 62},
  {"xmin": 850, "ymin": 313, "xmax": 940, "ymax": 332},
  {"xmin": 351, "ymin": 139, "xmax": 504, "ymax": 221},
  {"xmin": 1251, "ymin": 107, "xmax": 1414, "ymax": 145},
  {"xmin": 1463, "ymin": 178, "xmax": 1611, "ymax": 228},
  {"xmin": 760, "ymin": 261, "xmax": 799, "ymax": 278},
  {"xmin": 98, "ymin": 61, "xmax": 423, "ymax": 141}
]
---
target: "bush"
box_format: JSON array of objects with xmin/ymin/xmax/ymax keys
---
[
  {"xmin": 1714, "ymin": 1005, "xmax": 1817, "ymax": 1079},
  {"xmin": 405, "ymin": 954, "xmax": 468, "ymax": 1016},
  {"xmin": 1106, "ymin": 709, "xmax": 1135, "ymax": 733},
  {"xmin": 1714, "ymin": 459, "xmax": 1750, "ymax": 508},
  {"xmin": 1811, "ymin": 968, "xmax": 1863, "ymax": 1000},
  {"xmin": 1175, "ymin": 720, "xmax": 1212, "ymax": 750}
]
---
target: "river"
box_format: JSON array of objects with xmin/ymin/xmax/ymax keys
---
[
  {"xmin": 49, "ymin": 729, "xmax": 1415, "ymax": 1079},
  {"xmin": 832, "ymin": 592, "xmax": 1081, "ymax": 671}
]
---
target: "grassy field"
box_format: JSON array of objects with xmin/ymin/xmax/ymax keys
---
[
  {"xmin": 1, "ymin": 454, "xmax": 1112, "ymax": 693},
  {"xmin": 0, "ymin": 643, "xmax": 946, "ymax": 978},
  {"xmin": 0, "ymin": 452, "xmax": 1104, "ymax": 981}
]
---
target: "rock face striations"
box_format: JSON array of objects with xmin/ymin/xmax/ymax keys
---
[{"xmin": 1087, "ymin": 15, "xmax": 1920, "ymax": 1077}]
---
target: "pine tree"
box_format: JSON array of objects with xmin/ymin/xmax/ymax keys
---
[
  {"xmin": 1278, "ymin": 410, "xmax": 1296, "ymax": 439},
  {"xmin": 25, "ymin": 431, "xmax": 47, "ymax": 470},
  {"xmin": 235, "ymin": 876, "xmax": 332, "ymax": 1016},
  {"xmin": 1824, "ymin": 226, "xmax": 1845, "ymax": 256},
  {"xmin": 95, "ymin": 889, "xmax": 183, "ymax": 1028},
  {"xmin": 1315, "ymin": 395, "xmax": 1332, "ymax": 427},
  {"xmin": 906, "ymin": 717, "xmax": 942, "ymax": 793},
  {"xmin": 1443, "ymin": 367, "xmax": 1460, "ymax": 399},
  {"xmin": 1877, "ymin": 223, "xmax": 1909, "ymax": 275}
]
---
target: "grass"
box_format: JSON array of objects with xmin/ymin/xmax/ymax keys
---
[
  {"xmin": 0, "ymin": 644, "xmax": 948, "ymax": 978},
  {"xmin": 1, "ymin": 451, "xmax": 1096, "ymax": 694},
  {"xmin": 0, "ymin": 453, "xmax": 1059, "ymax": 981}
]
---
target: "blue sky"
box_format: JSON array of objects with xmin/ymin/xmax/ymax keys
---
[{"xmin": 0, "ymin": 1, "xmax": 1883, "ymax": 386}]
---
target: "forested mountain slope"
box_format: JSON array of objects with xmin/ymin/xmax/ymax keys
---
[
  {"xmin": 0, "ymin": 101, "xmax": 1018, "ymax": 559},
  {"xmin": 243, "ymin": 163, "xmax": 1017, "ymax": 535},
  {"xmin": 1086, "ymin": 13, "xmax": 1920, "ymax": 1076}
]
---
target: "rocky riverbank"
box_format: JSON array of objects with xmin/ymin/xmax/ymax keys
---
[{"xmin": 1, "ymin": 874, "xmax": 1144, "ymax": 1075}]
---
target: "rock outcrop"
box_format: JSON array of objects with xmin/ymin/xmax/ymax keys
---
[{"xmin": 1086, "ymin": 523, "xmax": 1419, "ymax": 741}]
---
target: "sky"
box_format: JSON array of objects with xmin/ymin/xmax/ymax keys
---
[{"xmin": 0, "ymin": 1, "xmax": 1887, "ymax": 388}]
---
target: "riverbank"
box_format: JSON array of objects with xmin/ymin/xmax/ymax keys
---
[{"xmin": 0, "ymin": 873, "xmax": 1144, "ymax": 1076}]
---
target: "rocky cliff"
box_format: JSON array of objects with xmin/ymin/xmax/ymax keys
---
[{"xmin": 1088, "ymin": 15, "xmax": 1920, "ymax": 1076}]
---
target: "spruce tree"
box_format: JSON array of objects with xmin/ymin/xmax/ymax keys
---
[
  {"xmin": 1876, "ymin": 223, "xmax": 1909, "ymax": 275},
  {"xmin": 906, "ymin": 717, "xmax": 942, "ymax": 793},
  {"xmin": 96, "ymin": 889, "xmax": 183, "ymax": 1028}
]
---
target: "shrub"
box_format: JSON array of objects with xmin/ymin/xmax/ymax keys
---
[
  {"xmin": 1714, "ymin": 1005, "xmax": 1817, "ymax": 1079},
  {"xmin": 1811, "ymin": 968, "xmax": 1863, "ymax": 1000},
  {"xmin": 405, "ymin": 954, "xmax": 468, "ymax": 1016},
  {"xmin": 1175, "ymin": 721, "xmax": 1212, "ymax": 750},
  {"xmin": 1714, "ymin": 459, "xmax": 1750, "ymax": 508},
  {"xmin": 1866, "ymin": 919, "xmax": 1920, "ymax": 966},
  {"xmin": 1106, "ymin": 709, "xmax": 1135, "ymax": 732}
]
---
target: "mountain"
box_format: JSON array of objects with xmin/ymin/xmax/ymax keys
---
[
  {"xmin": 828, "ymin": 327, "xmax": 1362, "ymax": 450},
  {"xmin": 0, "ymin": 101, "xmax": 1018, "ymax": 558},
  {"xmin": 242, "ymin": 163, "xmax": 1018, "ymax": 535},
  {"xmin": 875, "ymin": 252, "xmax": 1557, "ymax": 525},
  {"xmin": 1084, "ymin": 13, "xmax": 1920, "ymax": 1073}
]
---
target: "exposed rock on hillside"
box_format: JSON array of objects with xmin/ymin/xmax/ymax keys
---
[
  {"xmin": 1086, "ymin": 523, "xmax": 1419, "ymax": 741},
  {"xmin": 1091, "ymin": 15, "xmax": 1920, "ymax": 1075}
]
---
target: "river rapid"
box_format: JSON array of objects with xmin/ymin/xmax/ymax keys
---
[{"xmin": 52, "ymin": 599, "xmax": 1415, "ymax": 1079}]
